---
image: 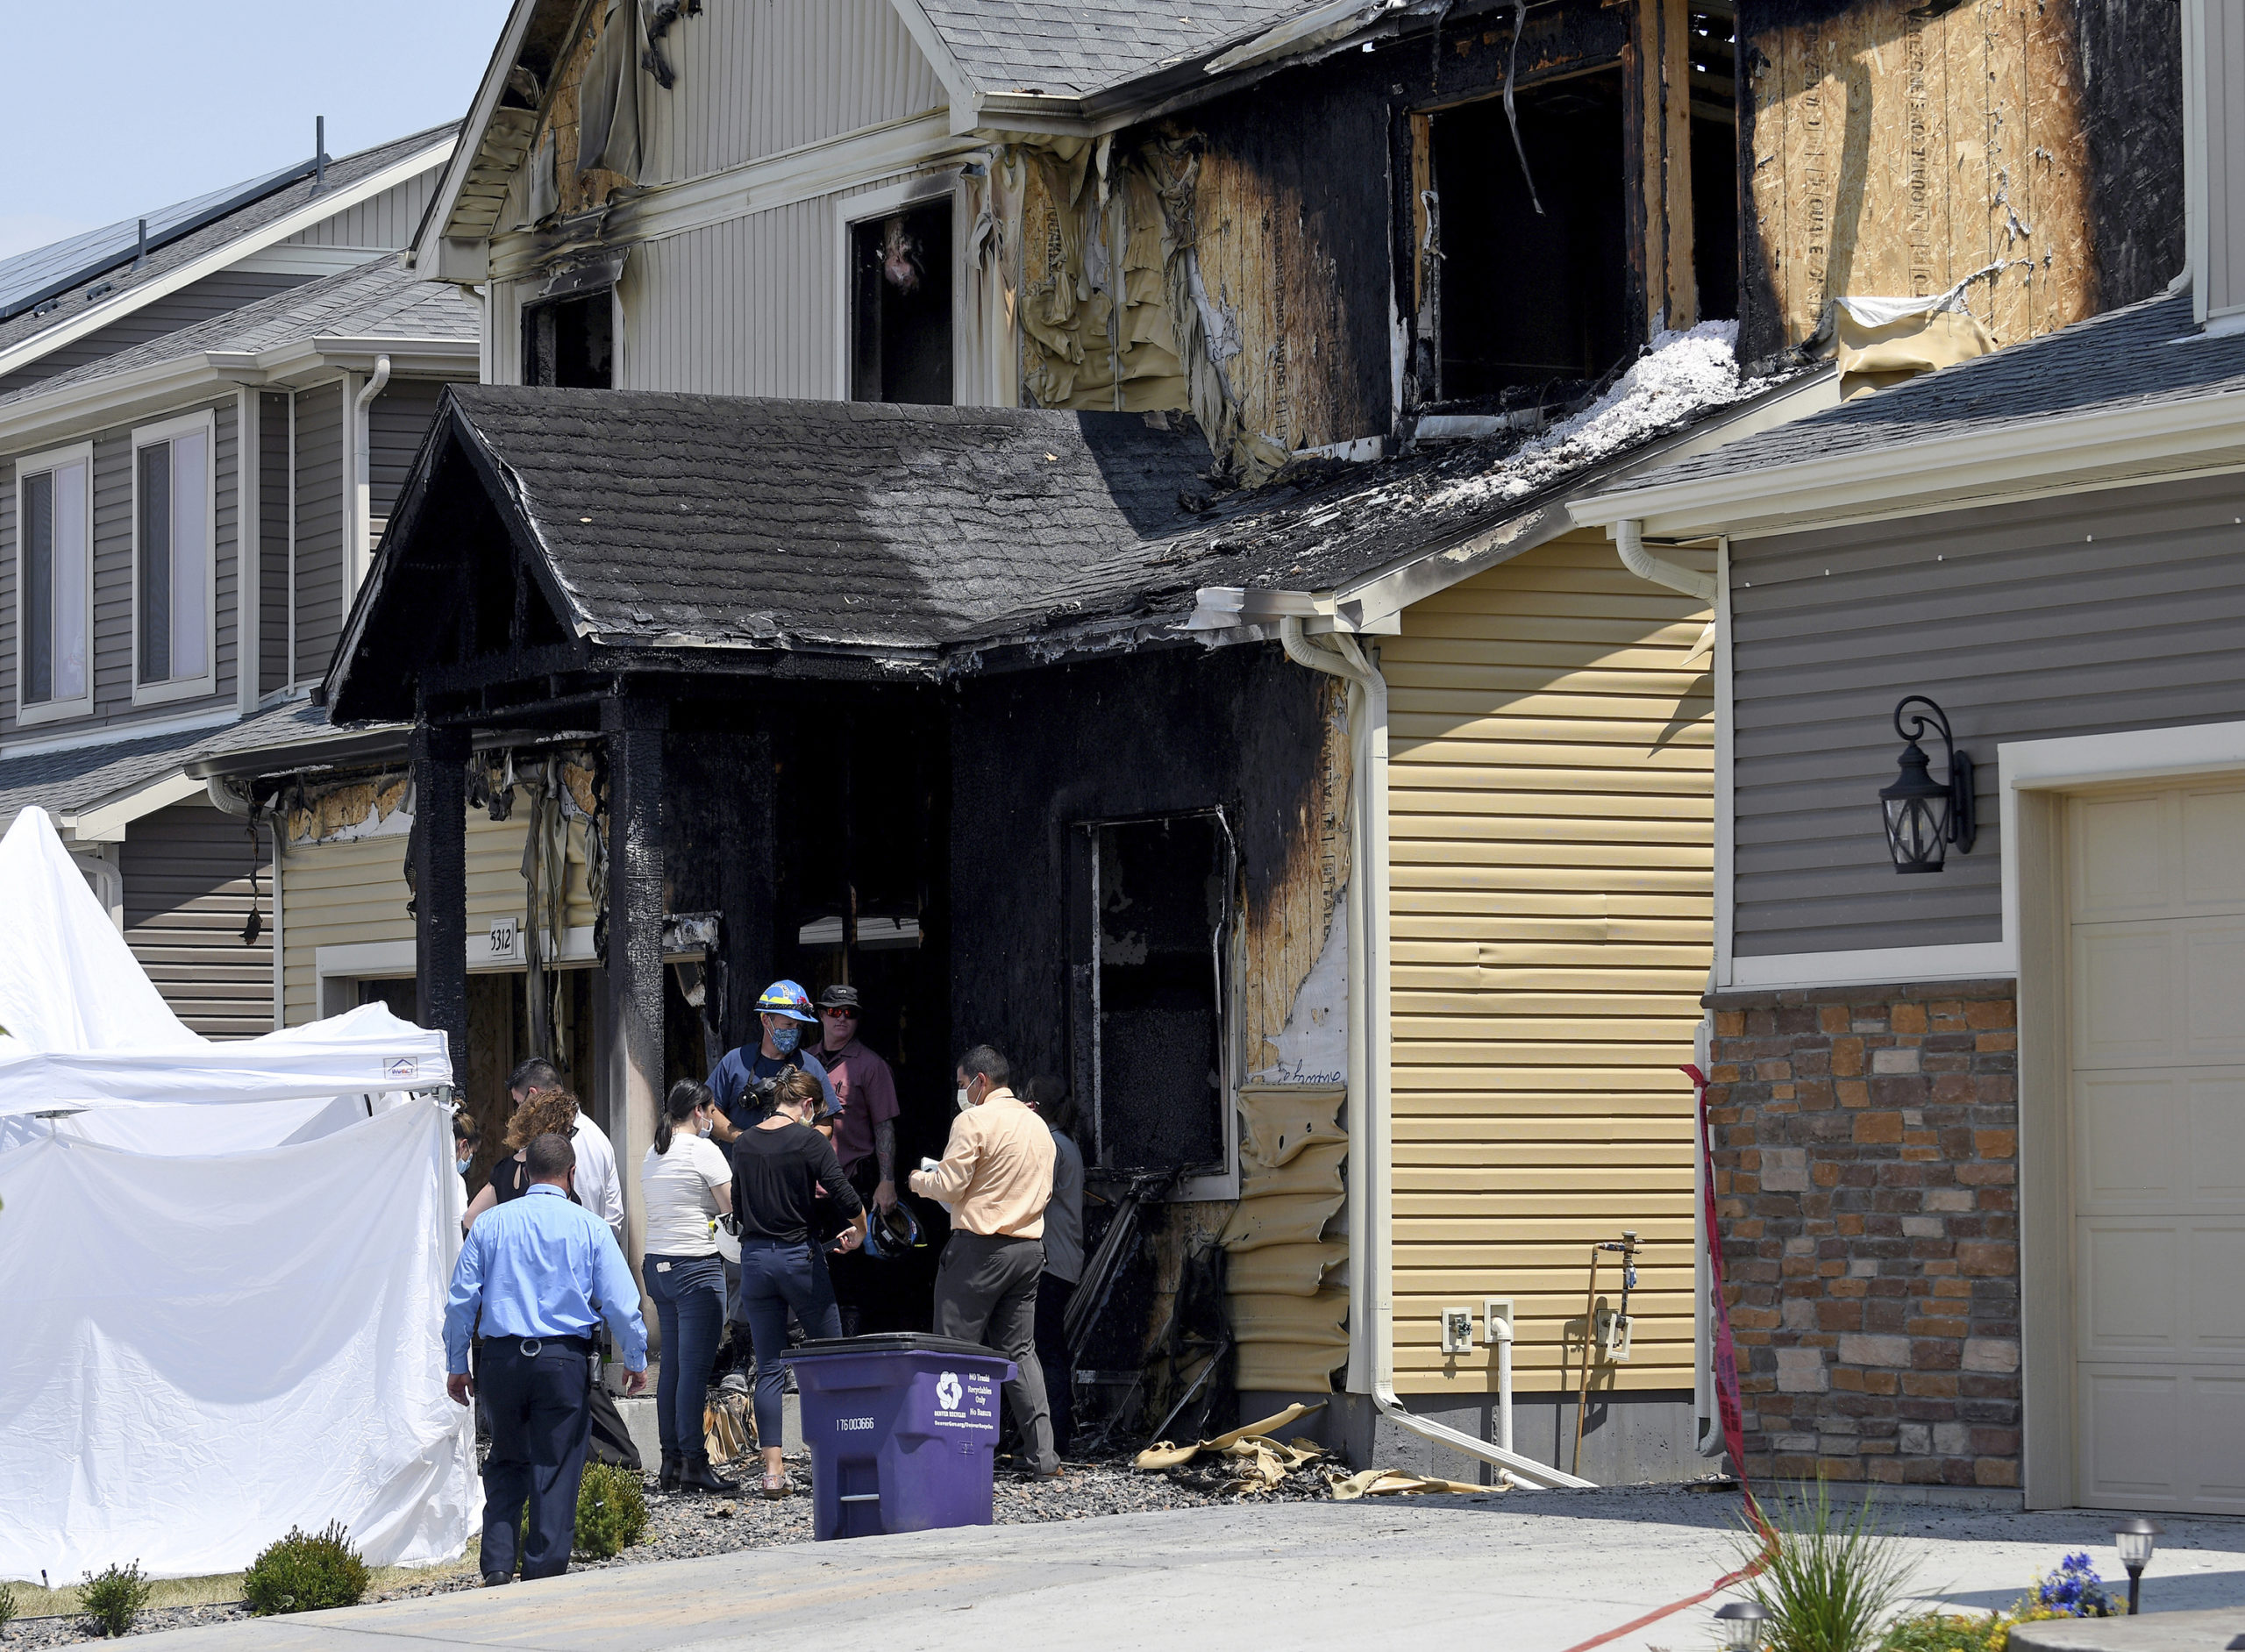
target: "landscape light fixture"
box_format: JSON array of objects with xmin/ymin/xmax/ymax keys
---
[
  {"xmin": 1712, "ymin": 1599, "xmax": 1770, "ymax": 1649},
  {"xmin": 2113, "ymin": 1517, "xmax": 2162, "ymax": 1614},
  {"xmin": 1879, "ymin": 695, "xmax": 1976, "ymax": 874}
]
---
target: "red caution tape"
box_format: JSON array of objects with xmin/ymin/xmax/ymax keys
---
[{"xmin": 1554, "ymin": 1065, "xmax": 1775, "ymax": 1652}]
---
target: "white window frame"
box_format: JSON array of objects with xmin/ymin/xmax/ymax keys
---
[
  {"xmin": 835, "ymin": 174, "xmax": 964, "ymax": 404},
  {"xmin": 129, "ymin": 409, "xmax": 220, "ymax": 709},
  {"xmin": 11, "ymin": 438, "xmax": 96, "ymax": 727}
]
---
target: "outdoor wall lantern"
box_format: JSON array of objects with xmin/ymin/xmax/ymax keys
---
[
  {"xmin": 1879, "ymin": 695, "xmax": 1977, "ymax": 874},
  {"xmin": 2113, "ymin": 1517, "xmax": 2163, "ymax": 1614},
  {"xmin": 1712, "ymin": 1599, "xmax": 1770, "ymax": 1649}
]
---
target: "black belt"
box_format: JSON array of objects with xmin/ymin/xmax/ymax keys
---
[{"xmin": 479, "ymin": 1334, "xmax": 595, "ymax": 1356}]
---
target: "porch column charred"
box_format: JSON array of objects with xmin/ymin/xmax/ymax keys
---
[
  {"xmin": 715, "ymin": 729, "xmax": 774, "ymax": 1045},
  {"xmin": 603, "ymin": 694, "xmax": 666, "ymax": 1281},
  {"xmin": 410, "ymin": 723, "xmax": 470, "ymax": 1064}
]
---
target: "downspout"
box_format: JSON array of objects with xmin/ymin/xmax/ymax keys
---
[
  {"xmin": 1279, "ymin": 618, "xmax": 1590, "ymax": 1490},
  {"xmin": 352, "ymin": 354, "xmax": 392, "ymax": 592},
  {"xmin": 1611, "ymin": 520, "xmax": 1729, "ymax": 1458}
]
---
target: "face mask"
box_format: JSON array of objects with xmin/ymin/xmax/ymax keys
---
[
  {"xmin": 456, "ymin": 1157, "xmax": 472, "ymax": 1177},
  {"xmin": 698, "ymin": 1116, "xmax": 714, "ymax": 1138},
  {"xmin": 769, "ymin": 1022, "xmax": 801, "ymax": 1056},
  {"xmin": 955, "ymin": 1086, "xmax": 973, "ymax": 1112}
]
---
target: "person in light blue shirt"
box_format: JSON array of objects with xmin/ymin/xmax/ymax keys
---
[{"xmin": 444, "ymin": 1131, "xmax": 647, "ymax": 1584}]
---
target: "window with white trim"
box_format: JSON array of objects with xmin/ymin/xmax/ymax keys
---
[
  {"xmin": 132, "ymin": 416, "xmax": 215, "ymax": 701},
  {"xmin": 14, "ymin": 444, "xmax": 93, "ymax": 721}
]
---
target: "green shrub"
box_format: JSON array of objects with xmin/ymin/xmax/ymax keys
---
[
  {"xmin": 574, "ymin": 1461, "xmax": 649, "ymax": 1559},
  {"xmin": 1880, "ymin": 1610, "xmax": 2009, "ymax": 1652},
  {"xmin": 1735, "ymin": 1482, "xmax": 1919, "ymax": 1652},
  {"xmin": 242, "ymin": 1521, "xmax": 370, "ymax": 1615},
  {"xmin": 0, "ymin": 1580, "xmax": 18, "ymax": 1630},
  {"xmin": 79, "ymin": 1561, "xmax": 153, "ymax": 1638}
]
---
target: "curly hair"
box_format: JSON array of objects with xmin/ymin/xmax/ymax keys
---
[
  {"xmin": 503, "ymin": 1088, "xmax": 580, "ymax": 1150},
  {"xmin": 770, "ymin": 1068, "xmax": 823, "ymax": 1117}
]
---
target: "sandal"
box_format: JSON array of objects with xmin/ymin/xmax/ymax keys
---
[{"xmin": 759, "ymin": 1471, "xmax": 792, "ymax": 1500}]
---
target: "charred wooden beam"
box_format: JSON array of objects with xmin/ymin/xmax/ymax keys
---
[
  {"xmin": 410, "ymin": 723, "xmax": 472, "ymax": 1068},
  {"xmin": 602, "ymin": 693, "xmax": 666, "ymax": 1285}
]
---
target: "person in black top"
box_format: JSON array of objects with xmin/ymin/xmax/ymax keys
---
[{"xmin": 733, "ymin": 1067, "xmax": 866, "ymax": 1499}]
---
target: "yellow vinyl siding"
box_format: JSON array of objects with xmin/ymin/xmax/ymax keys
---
[
  {"xmin": 281, "ymin": 814, "xmax": 594, "ymax": 1025},
  {"xmin": 1386, "ymin": 530, "xmax": 1710, "ymax": 1395}
]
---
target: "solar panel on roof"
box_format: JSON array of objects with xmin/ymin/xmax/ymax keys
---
[{"xmin": 0, "ymin": 156, "xmax": 317, "ymax": 326}]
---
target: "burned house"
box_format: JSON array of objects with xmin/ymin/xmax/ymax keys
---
[{"xmin": 188, "ymin": 0, "xmax": 2194, "ymax": 1476}]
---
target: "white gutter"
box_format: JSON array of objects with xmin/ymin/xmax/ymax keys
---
[
  {"xmin": 1277, "ymin": 616, "xmax": 1591, "ymax": 1492},
  {"xmin": 0, "ymin": 138, "xmax": 456, "ymax": 385},
  {"xmin": 1206, "ymin": 0, "xmax": 1407, "ymax": 75},
  {"xmin": 352, "ymin": 353, "xmax": 392, "ymax": 590}
]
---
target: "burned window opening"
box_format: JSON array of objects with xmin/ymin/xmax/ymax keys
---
[
  {"xmin": 523, "ymin": 290, "xmax": 614, "ymax": 388},
  {"xmin": 850, "ymin": 202, "xmax": 953, "ymax": 406},
  {"xmin": 1080, "ymin": 813, "xmax": 1233, "ymax": 1183},
  {"xmin": 1689, "ymin": 4, "xmax": 1740, "ymax": 321},
  {"xmin": 1430, "ymin": 70, "xmax": 1632, "ymax": 403}
]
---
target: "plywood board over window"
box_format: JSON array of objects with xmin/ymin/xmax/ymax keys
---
[{"xmin": 1743, "ymin": 0, "xmax": 2095, "ymax": 352}]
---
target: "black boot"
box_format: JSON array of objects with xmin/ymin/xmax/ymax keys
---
[
  {"xmin": 679, "ymin": 1452, "xmax": 740, "ymax": 1495},
  {"xmin": 659, "ymin": 1449, "xmax": 683, "ymax": 1492}
]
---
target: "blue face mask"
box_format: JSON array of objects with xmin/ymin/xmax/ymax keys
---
[
  {"xmin": 768, "ymin": 1022, "xmax": 801, "ymax": 1056},
  {"xmin": 456, "ymin": 1157, "xmax": 472, "ymax": 1177}
]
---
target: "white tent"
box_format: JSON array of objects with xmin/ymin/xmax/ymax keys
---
[{"xmin": 0, "ymin": 808, "xmax": 479, "ymax": 1581}]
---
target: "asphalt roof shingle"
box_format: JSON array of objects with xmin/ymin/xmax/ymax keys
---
[
  {"xmin": 0, "ymin": 257, "xmax": 477, "ymax": 411},
  {"xmin": 917, "ymin": 1, "xmax": 1320, "ymax": 96},
  {"xmin": 431, "ymin": 388, "xmax": 1222, "ymax": 653},
  {"xmin": 1611, "ymin": 288, "xmax": 2245, "ymax": 495}
]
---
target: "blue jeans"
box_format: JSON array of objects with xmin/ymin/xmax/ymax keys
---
[
  {"xmin": 642, "ymin": 1252, "xmax": 727, "ymax": 1459},
  {"xmin": 738, "ymin": 1237, "xmax": 841, "ymax": 1447}
]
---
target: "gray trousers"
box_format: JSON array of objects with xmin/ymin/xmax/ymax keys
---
[{"xmin": 933, "ymin": 1231, "xmax": 1057, "ymax": 1474}]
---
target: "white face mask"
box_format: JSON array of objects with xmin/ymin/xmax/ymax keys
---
[
  {"xmin": 697, "ymin": 1114, "xmax": 714, "ymax": 1137},
  {"xmin": 955, "ymin": 1086, "xmax": 973, "ymax": 1113}
]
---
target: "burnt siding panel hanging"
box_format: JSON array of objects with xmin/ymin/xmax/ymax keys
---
[{"xmin": 123, "ymin": 801, "xmax": 274, "ymax": 1037}]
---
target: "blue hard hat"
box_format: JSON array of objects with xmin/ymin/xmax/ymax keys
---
[
  {"xmin": 863, "ymin": 1197, "xmax": 926, "ymax": 1260},
  {"xmin": 756, "ymin": 979, "xmax": 816, "ymax": 1022}
]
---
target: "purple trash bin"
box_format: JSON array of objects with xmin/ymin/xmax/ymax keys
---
[{"xmin": 781, "ymin": 1333, "xmax": 1018, "ymax": 1541}]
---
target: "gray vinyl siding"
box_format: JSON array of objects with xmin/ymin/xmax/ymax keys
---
[
  {"xmin": 0, "ymin": 397, "xmax": 239, "ymax": 738},
  {"xmin": 367, "ymin": 377, "xmax": 449, "ymax": 528},
  {"xmin": 0, "ymin": 272, "xmax": 310, "ymax": 397},
  {"xmin": 279, "ymin": 167, "xmax": 440, "ymax": 251},
  {"xmin": 635, "ymin": 0, "xmax": 944, "ymax": 184},
  {"xmin": 291, "ymin": 380, "xmax": 347, "ymax": 681},
  {"xmin": 122, "ymin": 801, "xmax": 274, "ymax": 1036},
  {"xmin": 1730, "ymin": 470, "xmax": 2245, "ymax": 958},
  {"xmin": 259, "ymin": 390, "xmax": 292, "ymax": 696}
]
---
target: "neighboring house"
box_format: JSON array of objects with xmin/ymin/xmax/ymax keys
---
[
  {"xmin": 216, "ymin": 0, "xmax": 2192, "ymax": 1477},
  {"xmin": 1567, "ymin": 0, "xmax": 2245, "ymax": 1513},
  {"xmin": 0, "ymin": 128, "xmax": 474, "ymax": 1034}
]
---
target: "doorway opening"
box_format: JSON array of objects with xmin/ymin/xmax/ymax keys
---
[{"xmin": 1688, "ymin": 4, "xmax": 1740, "ymax": 320}]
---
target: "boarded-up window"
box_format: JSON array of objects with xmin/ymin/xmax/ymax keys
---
[
  {"xmin": 1076, "ymin": 813, "xmax": 1233, "ymax": 1179},
  {"xmin": 135, "ymin": 425, "xmax": 211, "ymax": 689},
  {"xmin": 17, "ymin": 452, "xmax": 89, "ymax": 710},
  {"xmin": 850, "ymin": 202, "xmax": 952, "ymax": 406}
]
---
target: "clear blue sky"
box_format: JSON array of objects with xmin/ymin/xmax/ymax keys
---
[{"xmin": 1, "ymin": 1, "xmax": 516, "ymax": 261}]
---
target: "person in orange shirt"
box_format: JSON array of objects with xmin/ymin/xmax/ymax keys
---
[{"xmin": 909, "ymin": 1044, "xmax": 1059, "ymax": 1479}]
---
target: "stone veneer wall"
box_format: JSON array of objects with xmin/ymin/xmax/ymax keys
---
[{"xmin": 1704, "ymin": 979, "xmax": 2021, "ymax": 1492}]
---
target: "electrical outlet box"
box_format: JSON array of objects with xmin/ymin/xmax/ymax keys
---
[
  {"xmin": 1440, "ymin": 1306, "xmax": 1475, "ymax": 1355},
  {"xmin": 1483, "ymin": 1297, "xmax": 1515, "ymax": 1345}
]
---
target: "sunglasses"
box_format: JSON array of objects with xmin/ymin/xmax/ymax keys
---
[{"xmin": 821, "ymin": 1005, "xmax": 859, "ymax": 1019}]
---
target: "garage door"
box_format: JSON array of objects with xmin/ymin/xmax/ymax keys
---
[{"xmin": 2070, "ymin": 781, "xmax": 2245, "ymax": 1515}]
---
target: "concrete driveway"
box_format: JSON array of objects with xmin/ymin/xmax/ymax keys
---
[{"xmin": 135, "ymin": 1489, "xmax": 2245, "ymax": 1652}]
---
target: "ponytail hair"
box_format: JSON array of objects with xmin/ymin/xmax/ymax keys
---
[{"xmin": 656, "ymin": 1079, "xmax": 714, "ymax": 1155}]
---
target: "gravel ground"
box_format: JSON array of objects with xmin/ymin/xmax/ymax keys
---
[{"xmin": 1, "ymin": 1450, "xmax": 1248, "ymax": 1646}]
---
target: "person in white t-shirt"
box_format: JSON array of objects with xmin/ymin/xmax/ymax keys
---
[
  {"xmin": 510, "ymin": 1057, "xmax": 625, "ymax": 1249},
  {"xmin": 640, "ymin": 1079, "xmax": 736, "ymax": 1495}
]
